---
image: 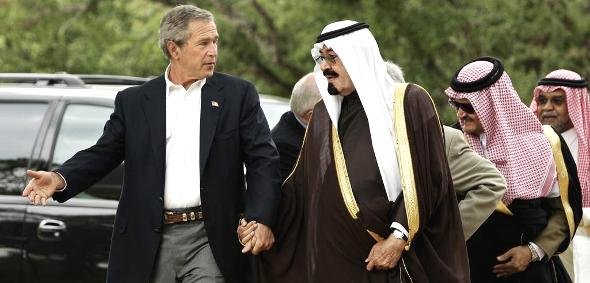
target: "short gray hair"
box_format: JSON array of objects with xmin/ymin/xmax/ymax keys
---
[
  {"xmin": 385, "ymin": 60, "xmax": 405, "ymax": 83},
  {"xmin": 290, "ymin": 73, "xmax": 322, "ymax": 116},
  {"xmin": 159, "ymin": 5, "xmax": 214, "ymax": 59}
]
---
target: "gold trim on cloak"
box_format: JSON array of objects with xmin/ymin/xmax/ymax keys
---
[
  {"xmin": 495, "ymin": 202, "xmax": 514, "ymax": 216},
  {"xmin": 331, "ymin": 126, "xmax": 361, "ymax": 220},
  {"xmin": 283, "ymin": 112, "xmax": 312, "ymax": 186},
  {"xmin": 392, "ymin": 83, "xmax": 419, "ymax": 250},
  {"xmin": 542, "ymin": 125, "xmax": 576, "ymax": 239},
  {"xmin": 330, "ymin": 83, "xmax": 425, "ymax": 247},
  {"xmin": 331, "ymin": 126, "xmax": 384, "ymax": 242}
]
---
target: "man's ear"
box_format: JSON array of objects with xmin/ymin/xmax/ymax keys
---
[
  {"xmin": 302, "ymin": 110, "xmax": 314, "ymax": 125},
  {"xmin": 167, "ymin": 41, "xmax": 180, "ymax": 59}
]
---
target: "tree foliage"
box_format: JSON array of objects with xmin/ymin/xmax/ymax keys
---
[{"xmin": 1, "ymin": 0, "xmax": 589, "ymax": 123}]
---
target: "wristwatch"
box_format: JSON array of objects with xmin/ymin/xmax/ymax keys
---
[
  {"xmin": 390, "ymin": 228, "xmax": 408, "ymax": 242},
  {"xmin": 527, "ymin": 243, "xmax": 541, "ymax": 262}
]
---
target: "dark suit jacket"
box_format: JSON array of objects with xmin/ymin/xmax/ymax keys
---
[
  {"xmin": 270, "ymin": 111, "xmax": 305, "ymax": 181},
  {"xmin": 53, "ymin": 73, "xmax": 281, "ymax": 283}
]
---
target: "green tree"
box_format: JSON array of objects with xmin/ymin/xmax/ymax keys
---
[
  {"xmin": 0, "ymin": 0, "xmax": 168, "ymax": 76},
  {"xmin": 2, "ymin": 0, "xmax": 589, "ymax": 123}
]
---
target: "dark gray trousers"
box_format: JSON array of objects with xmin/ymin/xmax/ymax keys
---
[{"xmin": 152, "ymin": 221, "xmax": 224, "ymax": 283}]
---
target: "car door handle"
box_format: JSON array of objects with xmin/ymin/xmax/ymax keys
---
[{"xmin": 37, "ymin": 219, "xmax": 66, "ymax": 241}]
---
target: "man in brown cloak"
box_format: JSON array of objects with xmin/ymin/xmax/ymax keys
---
[{"xmin": 240, "ymin": 20, "xmax": 469, "ymax": 283}]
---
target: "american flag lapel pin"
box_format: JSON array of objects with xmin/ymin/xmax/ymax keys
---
[{"xmin": 211, "ymin": 101, "xmax": 219, "ymax": 107}]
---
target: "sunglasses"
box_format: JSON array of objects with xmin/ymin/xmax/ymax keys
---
[{"xmin": 448, "ymin": 99, "xmax": 475, "ymax": 114}]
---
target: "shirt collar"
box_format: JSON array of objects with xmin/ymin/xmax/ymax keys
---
[
  {"xmin": 165, "ymin": 64, "xmax": 206, "ymax": 97},
  {"xmin": 561, "ymin": 127, "xmax": 578, "ymax": 145}
]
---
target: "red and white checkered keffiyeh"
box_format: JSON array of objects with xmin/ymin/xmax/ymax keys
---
[
  {"xmin": 531, "ymin": 69, "xmax": 590, "ymax": 207},
  {"xmin": 445, "ymin": 60, "xmax": 554, "ymax": 204}
]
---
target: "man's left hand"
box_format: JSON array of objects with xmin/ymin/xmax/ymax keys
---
[
  {"xmin": 365, "ymin": 234, "xmax": 405, "ymax": 271},
  {"xmin": 251, "ymin": 223, "xmax": 275, "ymax": 255},
  {"xmin": 493, "ymin": 245, "xmax": 532, "ymax": 278}
]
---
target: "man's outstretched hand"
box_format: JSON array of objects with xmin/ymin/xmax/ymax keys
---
[{"xmin": 22, "ymin": 170, "xmax": 64, "ymax": 205}]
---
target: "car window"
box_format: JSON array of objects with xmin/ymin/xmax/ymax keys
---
[
  {"xmin": 261, "ymin": 101, "xmax": 290, "ymax": 129},
  {"xmin": 52, "ymin": 104, "xmax": 112, "ymax": 166},
  {"xmin": 0, "ymin": 102, "xmax": 48, "ymax": 195},
  {"xmin": 50, "ymin": 104, "xmax": 123, "ymax": 200}
]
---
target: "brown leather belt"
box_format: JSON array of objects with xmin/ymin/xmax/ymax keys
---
[{"xmin": 163, "ymin": 207, "xmax": 204, "ymax": 224}]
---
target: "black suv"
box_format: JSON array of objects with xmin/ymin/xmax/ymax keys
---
[{"xmin": 0, "ymin": 74, "xmax": 289, "ymax": 282}]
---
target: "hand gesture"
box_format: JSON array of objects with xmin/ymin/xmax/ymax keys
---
[
  {"xmin": 365, "ymin": 234, "xmax": 406, "ymax": 271},
  {"xmin": 237, "ymin": 219, "xmax": 258, "ymax": 253},
  {"xmin": 493, "ymin": 245, "xmax": 532, "ymax": 278},
  {"xmin": 22, "ymin": 170, "xmax": 64, "ymax": 205}
]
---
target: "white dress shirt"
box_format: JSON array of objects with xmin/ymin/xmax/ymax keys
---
[
  {"xmin": 164, "ymin": 66, "xmax": 205, "ymax": 209},
  {"xmin": 560, "ymin": 127, "xmax": 590, "ymax": 283},
  {"xmin": 562, "ymin": 127, "xmax": 579, "ymax": 165}
]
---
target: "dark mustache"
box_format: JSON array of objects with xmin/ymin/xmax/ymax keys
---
[
  {"xmin": 323, "ymin": 70, "xmax": 338, "ymax": 77},
  {"xmin": 540, "ymin": 112, "xmax": 557, "ymax": 118}
]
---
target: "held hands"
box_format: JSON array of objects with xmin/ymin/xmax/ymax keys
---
[
  {"xmin": 493, "ymin": 245, "xmax": 533, "ymax": 278},
  {"xmin": 22, "ymin": 170, "xmax": 64, "ymax": 206},
  {"xmin": 237, "ymin": 219, "xmax": 258, "ymax": 253},
  {"xmin": 236, "ymin": 218, "xmax": 275, "ymax": 255},
  {"xmin": 365, "ymin": 233, "xmax": 406, "ymax": 271}
]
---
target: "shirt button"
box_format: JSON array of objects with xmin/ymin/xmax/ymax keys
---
[{"xmin": 153, "ymin": 227, "xmax": 161, "ymax": 233}]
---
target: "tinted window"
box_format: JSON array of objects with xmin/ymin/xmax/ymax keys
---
[
  {"xmin": 52, "ymin": 104, "xmax": 112, "ymax": 166},
  {"xmin": 0, "ymin": 102, "xmax": 48, "ymax": 195},
  {"xmin": 52, "ymin": 104, "xmax": 115, "ymax": 200}
]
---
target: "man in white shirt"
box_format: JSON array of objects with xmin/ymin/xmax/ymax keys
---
[
  {"xmin": 21, "ymin": 5, "xmax": 280, "ymax": 283},
  {"xmin": 531, "ymin": 69, "xmax": 590, "ymax": 283}
]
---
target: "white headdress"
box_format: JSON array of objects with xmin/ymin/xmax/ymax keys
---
[{"xmin": 311, "ymin": 20, "xmax": 401, "ymax": 201}]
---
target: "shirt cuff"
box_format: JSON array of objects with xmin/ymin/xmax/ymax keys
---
[
  {"xmin": 54, "ymin": 171, "xmax": 67, "ymax": 192},
  {"xmin": 390, "ymin": 222, "xmax": 409, "ymax": 238},
  {"xmin": 529, "ymin": 242, "xmax": 546, "ymax": 260}
]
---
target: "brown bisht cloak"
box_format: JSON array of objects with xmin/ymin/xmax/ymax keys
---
[{"xmin": 257, "ymin": 84, "xmax": 470, "ymax": 283}]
